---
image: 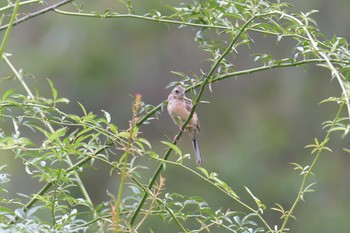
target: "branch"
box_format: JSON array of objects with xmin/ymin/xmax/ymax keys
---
[
  {"xmin": 129, "ymin": 14, "xmax": 269, "ymax": 229},
  {"xmin": 0, "ymin": 0, "xmax": 20, "ymax": 56},
  {"xmin": 280, "ymin": 102, "xmax": 345, "ymax": 231},
  {"xmin": 0, "ymin": 0, "xmax": 41, "ymax": 13},
  {"xmin": 136, "ymin": 58, "xmax": 345, "ymax": 128},
  {"xmin": 54, "ymin": 9, "xmax": 228, "ymax": 30},
  {"xmin": 0, "ymin": 0, "xmax": 73, "ymax": 32},
  {"xmin": 281, "ymin": 12, "xmax": 350, "ymax": 119},
  {"xmin": 3, "ymin": 54, "xmax": 97, "ymax": 224}
]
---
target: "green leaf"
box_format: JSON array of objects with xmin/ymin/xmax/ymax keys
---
[
  {"xmin": 271, "ymin": 203, "xmax": 285, "ymax": 214},
  {"xmin": 68, "ymin": 114, "xmax": 81, "ymax": 123},
  {"xmin": 138, "ymin": 137, "xmax": 152, "ymax": 149},
  {"xmin": 118, "ymin": 131, "xmax": 131, "ymax": 138},
  {"xmin": 145, "ymin": 150, "xmax": 159, "ymax": 159},
  {"xmin": 48, "ymin": 127, "xmax": 67, "ymax": 142},
  {"xmin": 245, "ymin": 186, "xmax": 266, "ymax": 212},
  {"xmin": 24, "ymin": 164, "xmax": 33, "ymax": 175},
  {"xmin": 109, "ymin": 123, "xmax": 118, "ymax": 134},
  {"xmin": 343, "ymin": 148, "xmax": 350, "ymax": 153},
  {"xmin": 78, "ymin": 101, "xmax": 87, "ymax": 116},
  {"xmin": 1, "ymin": 88, "xmax": 16, "ymax": 101},
  {"xmin": 14, "ymin": 208, "xmax": 25, "ymax": 219},
  {"xmin": 101, "ymin": 109, "xmax": 111, "ymax": 123},
  {"xmin": 196, "ymin": 167, "xmax": 209, "ymax": 178},
  {"xmin": 56, "ymin": 97, "xmax": 70, "ymax": 104},
  {"xmin": 161, "ymin": 141, "xmax": 182, "ymax": 156},
  {"xmin": 17, "ymin": 137, "xmax": 34, "ymax": 147},
  {"xmin": 301, "ymin": 182, "xmax": 317, "ymax": 201},
  {"xmin": 290, "ymin": 162, "xmax": 303, "ymax": 171},
  {"xmin": 47, "ymin": 78, "xmax": 58, "ymax": 100}
]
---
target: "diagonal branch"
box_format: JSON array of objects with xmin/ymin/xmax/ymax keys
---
[
  {"xmin": 0, "ymin": 0, "xmax": 73, "ymax": 32},
  {"xmin": 280, "ymin": 103, "xmax": 345, "ymax": 232},
  {"xmin": 281, "ymin": 13, "xmax": 350, "ymax": 119},
  {"xmin": 129, "ymin": 14, "xmax": 264, "ymax": 228}
]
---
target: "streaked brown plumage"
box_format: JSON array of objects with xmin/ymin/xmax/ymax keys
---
[{"xmin": 167, "ymin": 85, "xmax": 202, "ymax": 165}]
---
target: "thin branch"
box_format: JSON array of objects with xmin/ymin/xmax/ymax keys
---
[
  {"xmin": 129, "ymin": 111, "xmax": 187, "ymax": 226},
  {"xmin": 0, "ymin": 0, "xmax": 73, "ymax": 32},
  {"xmin": 7, "ymin": 146, "xmax": 108, "ymax": 224},
  {"xmin": 0, "ymin": 0, "xmax": 41, "ymax": 13},
  {"xmin": 281, "ymin": 12, "xmax": 350, "ymax": 119},
  {"xmin": 3, "ymin": 54, "xmax": 97, "ymax": 224},
  {"xmin": 280, "ymin": 103, "xmax": 345, "ymax": 231},
  {"xmin": 146, "ymin": 156, "xmax": 271, "ymax": 231},
  {"xmin": 76, "ymin": 150, "xmax": 189, "ymax": 232},
  {"xmin": 136, "ymin": 58, "xmax": 346, "ymax": 128},
  {"xmin": 211, "ymin": 59, "xmax": 350, "ymax": 84},
  {"xmin": 54, "ymin": 9, "xmax": 229, "ymax": 30},
  {"xmin": 129, "ymin": 14, "xmax": 270, "ymax": 229},
  {"xmin": 0, "ymin": 0, "xmax": 20, "ymax": 56}
]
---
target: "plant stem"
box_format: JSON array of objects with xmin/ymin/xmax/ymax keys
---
[
  {"xmin": 279, "ymin": 103, "xmax": 344, "ymax": 232},
  {"xmin": 85, "ymin": 152, "xmax": 188, "ymax": 232},
  {"xmin": 129, "ymin": 14, "xmax": 258, "ymax": 226},
  {"xmin": 0, "ymin": 0, "xmax": 41, "ymax": 13},
  {"xmin": 0, "ymin": 0, "xmax": 73, "ymax": 32},
  {"xmin": 54, "ymin": 9, "xmax": 228, "ymax": 30},
  {"xmin": 114, "ymin": 133, "xmax": 133, "ymax": 232},
  {"xmin": 115, "ymin": 95, "xmax": 141, "ymax": 232},
  {"xmin": 281, "ymin": 12, "xmax": 350, "ymax": 120},
  {"xmin": 3, "ymin": 54, "xmax": 96, "ymax": 224},
  {"xmin": 0, "ymin": 0, "xmax": 20, "ymax": 57}
]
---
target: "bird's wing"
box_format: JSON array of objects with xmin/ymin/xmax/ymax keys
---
[{"xmin": 184, "ymin": 97, "xmax": 193, "ymax": 113}]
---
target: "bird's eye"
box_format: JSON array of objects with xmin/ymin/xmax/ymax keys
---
[{"xmin": 174, "ymin": 90, "xmax": 180, "ymax": 94}]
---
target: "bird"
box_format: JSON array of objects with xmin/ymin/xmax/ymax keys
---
[{"xmin": 167, "ymin": 85, "xmax": 202, "ymax": 165}]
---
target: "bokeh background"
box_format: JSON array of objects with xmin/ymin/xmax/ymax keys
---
[{"xmin": 1, "ymin": 0, "xmax": 350, "ymax": 232}]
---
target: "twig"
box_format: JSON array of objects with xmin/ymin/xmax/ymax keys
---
[
  {"xmin": 280, "ymin": 102, "xmax": 345, "ymax": 232},
  {"xmin": 129, "ymin": 14, "xmax": 262, "ymax": 227},
  {"xmin": 54, "ymin": 8, "xmax": 228, "ymax": 30},
  {"xmin": 0, "ymin": 0, "xmax": 41, "ymax": 13},
  {"xmin": 0, "ymin": 0, "xmax": 20, "ymax": 56},
  {"xmin": 3, "ymin": 54, "xmax": 97, "ymax": 225},
  {"xmin": 0, "ymin": 0, "xmax": 73, "ymax": 32},
  {"xmin": 135, "ymin": 58, "xmax": 348, "ymax": 129},
  {"xmin": 281, "ymin": 12, "xmax": 350, "ymax": 119}
]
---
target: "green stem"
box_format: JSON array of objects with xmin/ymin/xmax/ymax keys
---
[
  {"xmin": 54, "ymin": 9, "xmax": 228, "ymax": 30},
  {"xmin": 87, "ymin": 152, "xmax": 188, "ymax": 232},
  {"xmin": 0, "ymin": 0, "xmax": 20, "ymax": 56},
  {"xmin": 0, "ymin": 0, "xmax": 40, "ymax": 13},
  {"xmin": 149, "ymin": 157, "xmax": 273, "ymax": 232},
  {"xmin": 129, "ymin": 14, "xmax": 258, "ymax": 226},
  {"xmin": 281, "ymin": 12, "xmax": 350, "ymax": 120},
  {"xmin": 8, "ymin": 144, "xmax": 108, "ymax": 224},
  {"xmin": 114, "ymin": 127, "xmax": 134, "ymax": 232},
  {"xmin": 115, "ymin": 153, "xmax": 129, "ymax": 232},
  {"xmin": 206, "ymin": 59, "xmax": 350, "ymax": 85},
  {"xmin": 3, "ymin": 54, "xmax": 97, "ymax": 224},
  {"xmin": 279, "ymin": 103, "xmax": 344, "ymax": 232},
  {"xmin": 129, "ymin": 120, "xmax": 186, "ymax": 225},
  {"xmin": 55, "ymin": 8, "xmax": 340, "ymax": 56},
  {"xmin": 136, "ymin": 58, "xmax": 347, "ymax": 129}
]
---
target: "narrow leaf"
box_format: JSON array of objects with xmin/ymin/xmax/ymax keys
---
[
  {"xmin": 161, "ymin": 141, "xmax": 182, "ymax": 156},
  {"xmin": 47, "ymin": 78, "xmax": 58, "ymax": 100}
]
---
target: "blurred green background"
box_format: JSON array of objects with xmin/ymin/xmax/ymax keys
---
[{"xmin": 1, "ymin": 0, "xmax": 350, "ymax": 232}]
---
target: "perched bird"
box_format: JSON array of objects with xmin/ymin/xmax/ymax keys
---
[{"xmin": 167, "ymin": 85, "xmax": 202, "ymax": 165}]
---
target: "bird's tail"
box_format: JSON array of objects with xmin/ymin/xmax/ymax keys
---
[{"xmin": 192, "ymin": 135, "xmax": 202, "ymax": 165}]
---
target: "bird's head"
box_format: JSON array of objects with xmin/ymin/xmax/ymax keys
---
[{"xmin": 171, "ymin": 85, "xmax": 185, "ymax": 99}]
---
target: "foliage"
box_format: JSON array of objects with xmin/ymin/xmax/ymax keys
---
[{"xmin": 1, "ymin": 0, "xmax": 350, "ymax": 232}]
